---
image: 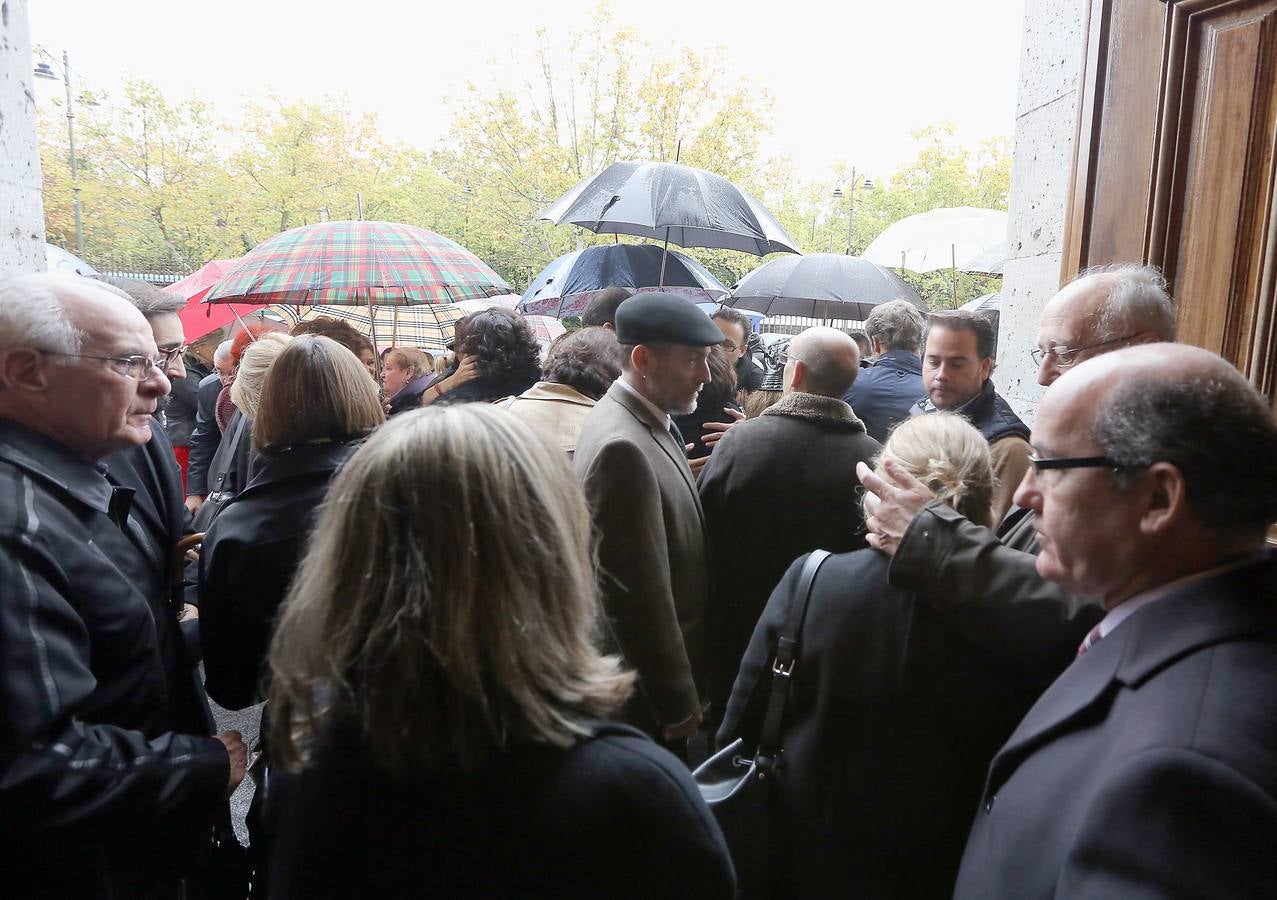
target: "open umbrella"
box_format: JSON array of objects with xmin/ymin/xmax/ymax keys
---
[
  {"xmin": 518, "ymin": 244, "xmax": 728, "ymax": 317},
  {"xmin": 540, "ymin": 161, "xmax": 798, "ymax": 283},
  {"xmin": 727, "ymin": 253, "xmax": 927, "ymax": 320},
  {"xmin": 522, "ymin": 315, "xmax": 567, "ymax": 346},
  {"xmin": 204, "ymin": 221, "xmax": 510, "ymax": 347},
  {"xmin": 958, "ymin": 241, "xmax": 1009, "ymax": 277},
  {"xmin": 268, "ymin": 303, "xmax": 466, "ymax": 352},
  {"xmin": 163, "ymin": 259, "xmax": 255, "ymax": 342},
  {"xmin": 862, "ymin": 207, "xmax": 1008, "ymax": 274}
]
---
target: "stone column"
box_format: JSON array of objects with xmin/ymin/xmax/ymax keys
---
[
  {"xmin": 996, "ymin": 0, "xmax": 1087, "ymax": 422},
  {"xmin": 0, "ymin": 0, "xmax": 46, "ymax": 275}
]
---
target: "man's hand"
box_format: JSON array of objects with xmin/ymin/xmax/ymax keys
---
[
  {"xmin": 686, "ymin": 445, "xmax": 710, "ymax": 478},
  {"xmin": 701, "ymin": 408, "xmax": 746, "ymax": 449},
  {"xmin": 857, "ymin": 458, "xmax": 938, "ymax": 556},
  {"xmin": 184, "ymin": 495, "xmax": 204, "ymax": 516},
  {"xmin": 216, "ymin": 730, "xmax": 248, "ymax": 798},
  {"xmin": 662, "ymin": 708, "xmax": 703, "ymax": 743}
]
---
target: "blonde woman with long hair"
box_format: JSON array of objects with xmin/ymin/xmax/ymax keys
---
[
  {"xmin": 716, "ymin": 413, "xmax": 1044, "ymax": 899},
  {"xmin": 266, "ymin": 404, "xmax": 735, "ymax": 899}
]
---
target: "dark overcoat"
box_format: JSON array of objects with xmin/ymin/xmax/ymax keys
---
[
  {"xmin": 953, "ymin": 551, "xmax": 1277, "ymax": 900},
  {"xmin": 574, "ymin": 380, "xmax": 709, "ymax": 736}
]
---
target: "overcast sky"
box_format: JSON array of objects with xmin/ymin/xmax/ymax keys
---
[{"xmin": 30, "ymin": 0, "xmax": 1026, "ymax": 181}]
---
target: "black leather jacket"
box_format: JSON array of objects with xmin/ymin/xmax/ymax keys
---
[{"xmin": 0, "ymin": 419, "xmax": 229, "ymax": 897}]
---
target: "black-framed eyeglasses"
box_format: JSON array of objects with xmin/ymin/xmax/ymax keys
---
[
  {"xmin": 39, "ymin": 350, "xmax": 164, "ymax": 380},
  {"xmin": 1027, "ymin": 453, "xmax": 1148, "ymax": 473},
  {"xmin": 1029, "ymin": 334, "xmax": 1139, "ymax": 368}
]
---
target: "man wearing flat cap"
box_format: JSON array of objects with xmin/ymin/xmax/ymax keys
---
[{"xmin": 575, "ymin": 292, "xmax": 724, "ymax": 748}]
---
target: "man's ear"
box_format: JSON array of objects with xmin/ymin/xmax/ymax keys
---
[
  {"xmin": 978, "ymin": 356, "xmax": 994, "ymax": 383},
  {"xmin": 0, "ymin": 349, "xmax": 50, "ymax": 392},
  {"xmin": 630, "ymin": 343, "xmax": 650, "ymax": 377},
  {"xmin": 1138, "ymin": 462, "xmax": 1187, "ymax": 536}
]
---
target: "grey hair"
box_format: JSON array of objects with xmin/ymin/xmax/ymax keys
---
[
  {"xmin": 96, "ymin": 276, "xmax": 186, "ymax": 319},
  {"xmin": 0, "ymin": 273, "xmax": 86, "ymax": 355},
  {"xmin": 865, "ymin": 300, "xmax": 926, "ymax": 352},
  {"xmin": 214, "ymin": 340, "xmax": 234, "ymax": 365},
  {"xmin": 1093, "ymin": 369, "xmax": 1277, "ymax": 539},
  {"xmin": 1076, "ymin": 264, "xmax": 1176, "ymax": 343}
]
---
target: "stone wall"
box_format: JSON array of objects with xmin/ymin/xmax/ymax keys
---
[
  {"xmin": 0, "ymin": 0, "xmax": 45, "ymax": 275},
  {"xmin": 996, "ymin": 0, "xmax": 1088, "ymax": 422}
]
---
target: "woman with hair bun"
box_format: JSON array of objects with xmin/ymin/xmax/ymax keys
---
[
  {"xmin": 266, "ymin": 404, "xmax": 735, "ymax": 899},
  {"xmin": 716, "ymin": 413, "xmax": 1043, "ymax": 900}
]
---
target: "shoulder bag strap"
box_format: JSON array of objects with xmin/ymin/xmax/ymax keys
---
[{"xmin": 754, "ymin": 549, "xmax": 831, "ymax": 772}]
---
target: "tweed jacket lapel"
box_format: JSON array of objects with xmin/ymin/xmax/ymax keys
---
[{"xmin": 605, "ymin": 381, "xmax": 701, "ymax": 510}]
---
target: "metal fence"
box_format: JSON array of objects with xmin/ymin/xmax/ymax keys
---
[{"xmin": 759, "ymin": 315, "xmax": 866, "ymax": 336}]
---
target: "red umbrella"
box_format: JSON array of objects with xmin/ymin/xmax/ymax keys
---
[{"xmin": 164, "ymin": 259, "xmax": 265, "ymax": 341}]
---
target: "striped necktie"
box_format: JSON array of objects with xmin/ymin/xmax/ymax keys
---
[{"xmin": 1076, "ymin": 622, "xmax": 1104, "ymax": 656}]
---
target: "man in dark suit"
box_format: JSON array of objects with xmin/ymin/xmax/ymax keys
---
[
  {"xmin": 953, "ymin": 343, "xmax": 1277, "ymax": 899},
  {"xmin": 843, "ymin": 299, "xmax": 927, "ymax": 442},
  {"xmin": 575, "ymin": 292, "xmax": 725, "ymax": 746}
]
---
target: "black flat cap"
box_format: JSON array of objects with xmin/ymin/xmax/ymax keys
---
[{"xmin": 614, "ymin": 292, "xmax": 726, "ymax": 346}]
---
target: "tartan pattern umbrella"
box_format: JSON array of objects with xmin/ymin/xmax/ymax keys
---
[
  {"xmin": 269, "ymin": 303, "xmax": 467, "ymax": 352},
  {"xmin": 522, "ymin": 315, "xmax": 567, "ymax": 345},
  {"xmin": 205, "ymin": 221, "xmax": 510, "ymax": 307}
]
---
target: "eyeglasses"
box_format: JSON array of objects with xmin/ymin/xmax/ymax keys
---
[
  {"xmin": 720, "ymin": 340, "xmax": 738, "ymax": 352},
  {"xmin": 40, "ymin": 350, "xmax": 164, "ymax": 380},
  {"xmin": 1030, "ymin": 334, "xmax": 1139, "ymax": 368},
  {"xmin": 1027, "ymin": 453, "xmax": 1148, "ymax": 473},
  {"xmin": 158, "ymin": 345, "xmax": 188, "ymax": 367}
]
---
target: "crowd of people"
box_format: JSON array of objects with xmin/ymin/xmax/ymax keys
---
[{"xmin": 0, "ymin": 264, "xmax": 1275, "ymax": 900}]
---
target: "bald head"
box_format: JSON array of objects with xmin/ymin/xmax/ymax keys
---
[
  {"xmin": 1035, "ymin": 265, "xmax": 1175, "ymax": 386},
  {"xmin": 784, "ymin": 327, "xmax": 861, "ymax": 398}
]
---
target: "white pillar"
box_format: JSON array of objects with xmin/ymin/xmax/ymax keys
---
[
  {"xmin": 996, "ymin": 0, "xmax": 1088, "ymax": 423},
  {"xmin": 0, "ymin": 0, "xmax": 46, "ymax": 274}
]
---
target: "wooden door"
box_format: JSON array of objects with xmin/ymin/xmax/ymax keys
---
[{"xmin": 1062, "ymin": 0, "xmax": 1277, "ymax": 409}]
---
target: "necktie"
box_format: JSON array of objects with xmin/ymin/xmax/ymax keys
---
[
  {"xmin": 1076, "ymin": 622, "xmax": 1104, "ymax": 656},
  {"xmin": 669, "ymin": 419, "xmax": 686, "ymax": 448}
]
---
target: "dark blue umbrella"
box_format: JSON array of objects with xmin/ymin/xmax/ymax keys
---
[
  {"xmin": 727, "ymin": 253, "xmax": 927, "ymax": 320},
  {"xmin": 519, "ymin": 244, "xmax": 728, "ymax": 317}
]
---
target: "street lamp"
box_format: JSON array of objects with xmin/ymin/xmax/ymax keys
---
[
  {"xmin": 832, "ymin": 171, "xmax": 874, "ymax": 255},
  {"xmin": 34, "ymin": 50, "xmax": 85, "ymax": 256}
]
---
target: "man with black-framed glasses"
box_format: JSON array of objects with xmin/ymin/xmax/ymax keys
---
[
  {"xmin": 0, "ymin": 273, "xmax": 245, "ymax": 898},
  {"xmin": 953, "ymin": 343, "xmax": 1277, "ymax": 900}
]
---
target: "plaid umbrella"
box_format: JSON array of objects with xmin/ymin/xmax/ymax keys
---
[
  {"xmin": 269, "ymin": 303, "xmax": 467, "ymax": 352},
  {"xmin": 522, "ymin": 315, "xmax": 567, "ymax": 345},
  {"xmin": 204, "ymin": 221, "xmax": 510, "ymax": 307}
]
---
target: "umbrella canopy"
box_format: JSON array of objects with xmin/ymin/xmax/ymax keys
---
[
  {"xmin": 164, "ymin": 259, "xmax": 254, "ymax": 342},
  {"xmin": 453, "ymin": 294, "xmax": 521, "ymax": 314},
  {"xmin": 726, "ymin": 253, "xmax": 927, "ymax": 320},
  {"xmin": 45, "ymin": 243, "xmax": 97, "ymax": 276},
  {"xmin": 519, "ymin": 244, "xmax": 728, "ymax": 317},
  {"xmin": 862, "ymin": 207, "xmax": 1008, "ymax": 274},
  {"xmin": 268, "ymin": 303, "xmax": 467, "ymax": 353},
  {"xmin": 958, "ymin": 241, "xmax": 1009, "ymax": 277},
  {"xmin": 522, "ymin": 315, "xmax": 567, "ymax": 345},
  {"xmin": 204, "ymin": 221, "xmax": 510, "ymax": 307},
  {"xmin": 960, "ymin": 292, "xmax": 1001, "ymax": 313},
  {"xmin": 540, "ymin": 161, "xmax": 799, "ymax": 256}
]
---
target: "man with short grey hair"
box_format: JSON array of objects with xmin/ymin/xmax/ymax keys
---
[
  {"xmin": 843, "ymin": 299, "xmax": 927, "ymax": 441},
  {"xmin": 699, "ymin": 326, "xmax": 880, "ymax": 719},
  {"xmin": 186, "ymin": 339, "xmax": 235, "ymax": 513},
  {"xmin": 0, "ymin": 273, "xmax": 245, "ymax": 898},
  {"xmin": 953, "ymin": 344, "xmax": 1277, "ymax": 899}
]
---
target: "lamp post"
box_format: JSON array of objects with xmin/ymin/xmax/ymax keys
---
[
  {"xmin": 34, "ymin": 50, "xmax": 84, "ymax": 256},
  {"xmin": 832, "ymin": 171, "xmax": 874, "ymax": 255}
]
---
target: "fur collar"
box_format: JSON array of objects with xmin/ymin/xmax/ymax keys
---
[{"xmin": 761, "ymin": 391, "xmax": 866, "ymax": 432}]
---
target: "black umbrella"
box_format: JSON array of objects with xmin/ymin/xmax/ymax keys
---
[
  {"xmin": 540, "ymin": 161, "xmax": 799, "ymax": 283},
  {"xmin": 727, "ymin": 253, "xmax": 928, "ymax": 320}
]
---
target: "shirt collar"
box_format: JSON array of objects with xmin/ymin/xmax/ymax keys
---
[
  {"xmin": 616, "ymin": 374, "xmax": 672, "ymax": 430},
  {"xmin": 0, "ymin": 417, "xmax": 115, "ymax": 515},
  {"xmin": 1099, "ymin": 552, "xmax": 1269, "ymax": 639}
]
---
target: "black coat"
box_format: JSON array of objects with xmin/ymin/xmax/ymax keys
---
[
  {"xmin": 270, "ymin": 721, "xmax": 736, "ymax": 899},
  {"xmin": 185, "ymin": 371, "xmax": 224, "ymax": 496},
  {"xmin": 673, "ymin": 397, "xmax": 742, "ymax": 459},
  {"xmin": 386, "ymin": 371, "xmax": 437, "ymax": 416},
  {"xmin": 166, "ymin": 356, "xmax": 211, "ymax": 447},
  {"xmin": 0, "ymin": 419, "xmax": 229, "ymax": 898},
  {"xmin": 200, "ymin": 440, "xmax": 356, "ymax": 710},
  {"xmin": 718, "ymin": 550, "xmax": 1041, "ymax": 899},
  {"xmin": 954, "ymin": 551, "xmax": 1277, "ymax": 900},
  {"xmin": 436, "ymin": 372, "xmax": 539, "ymax": 405},
  {"xmin": 193, "ymin": 409, "xmax": 255, "ymax": 531},
  {"xmin": 697, "ymin": 391, "xmax": 880, "ymax": 719}
]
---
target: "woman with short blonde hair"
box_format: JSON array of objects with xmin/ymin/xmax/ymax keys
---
[
  {"xmin": 718, "ymin": 413, "xmax": 1038, "ymax": 899},
  {"xmin": 266, "ymin": 405, "xmax": 735, "ymax": 899},
  {"xmin": 380, "ymin": 346, "xmax": 437, "ymax": 416},
  {"xmin": 230, "ymin": 331, "xmax": 293, "ymax": 422}
]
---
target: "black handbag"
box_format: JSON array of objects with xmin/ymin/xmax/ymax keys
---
[{"xmin": 693, "ymin": 549, "xmax": 831, "ymax": 898}]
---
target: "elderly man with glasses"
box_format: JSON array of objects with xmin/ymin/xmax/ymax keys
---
[
  {"xmin": 0, "ymin": 274, "xmax": 246, "ymax": 899},
  {"xmin": 857, "ymin": 264, "xmax": 1176, "ymax": 683}
]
